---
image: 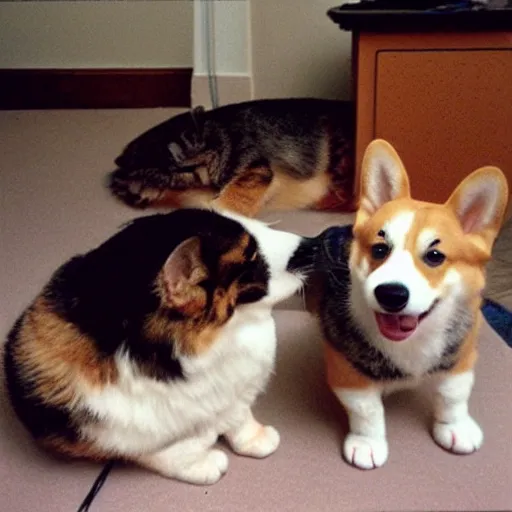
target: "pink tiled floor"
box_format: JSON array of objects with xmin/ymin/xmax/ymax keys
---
[{"xmin": 1, "ymin": 110, "xmax": 511, "ymax": 512}]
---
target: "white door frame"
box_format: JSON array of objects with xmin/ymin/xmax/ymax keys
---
[{"xmin": 192, "ymin": 0, "xmax": 253, "ymax": 108}]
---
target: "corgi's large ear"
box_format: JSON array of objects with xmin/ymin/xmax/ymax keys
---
[
  {"xmin": 356, "ymin": 139, "xmax": 410, "ymax": 226},
  {"xmin": 161, "ymin": 237, "xmax": 209, "ymax": 315},
  {"xmin": 445, "ymin": 166, "xmax": 509, "ymax": 248}
]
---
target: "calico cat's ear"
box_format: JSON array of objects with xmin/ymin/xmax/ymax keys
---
[{"xmin": 162, "ymin": 237, "xmax": 209, "ymax": 315}]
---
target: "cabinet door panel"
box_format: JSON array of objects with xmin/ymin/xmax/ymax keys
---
[{"xmin": 375, "ymin": 50, "xmax": 512, "ymax": 203}]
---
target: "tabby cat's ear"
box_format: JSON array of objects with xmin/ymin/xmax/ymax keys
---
[
  {"xmin": 190, "ymin": 105, "xmax": 206, "ymax": 135},
  {"xmin": 162, "ymin": 237, "xmax": 209, "ymax": 315}
]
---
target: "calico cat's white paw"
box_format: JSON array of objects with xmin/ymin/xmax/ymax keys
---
[
  {"xmin": 343, "ymin": 434, "xmax": 388, "ymax": 470},
  {"xmin": 231, "ymin": 425, "xmax": 280, "ymax": 458},
  {"xmin": 142, "ymin": 447, "xmax": 229, "ymax": 485},
  {"xmin": 433, "ymin": 416, "xmax": 483, "ymax": 454},
  {"xmin": 176, "ymin": 449, "xmax": 229, "ymax": 485}
]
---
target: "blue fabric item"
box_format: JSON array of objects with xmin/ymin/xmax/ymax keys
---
[{"xmin": 481, "ymin": 298, "xmax": 512, "ymax": 347}]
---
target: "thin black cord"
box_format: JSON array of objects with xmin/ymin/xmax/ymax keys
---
[{"xmin": 76, "ymin": 460, "xmax": 115, "ymax": 512}]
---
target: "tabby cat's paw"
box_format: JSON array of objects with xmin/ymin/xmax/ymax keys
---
[
  {"xmin": 343, "ymin": 434, "xmax": 388, "ymax": 470},
  {"xmin": 433, "ymin": 416, "xmax": 483, "ymax": 454},
  {"xmin": 231, "ymin": 425, "xmax": 280, "ymax": 459},
  {"xmin": 108, "ymin": 171, "xmax": 160, "ymax": 209}
]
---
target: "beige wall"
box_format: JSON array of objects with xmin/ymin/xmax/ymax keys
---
[
  {"xmin": 0, "ymin": 0, "xmax": 352, "ymax": 102},
  {"xmin": 250, "ymin": 0, "xmax": 353, "ymax": 100},
  {"xmin": 0, "ymin": 1, "xmax": 193, "ymax": 68}
]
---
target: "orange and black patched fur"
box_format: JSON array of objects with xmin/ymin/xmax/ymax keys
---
[
  {"xmin": 294, "ymin": 139, "xmax": 509, "ymax": 470},
  {"xmin": 3, "ymin": 208, "xmax": 307, "ymax": 485},
  {"xmin": 108, "ymin": 98, "xmax": 355, "ymax": 217}
]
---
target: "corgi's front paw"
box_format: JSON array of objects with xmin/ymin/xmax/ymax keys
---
[
  {"xmin": 433, "ymin": 416, "xmax": 483, "ymax": 454},
  {"xmin": 343, "ymin": 434, "xmax": 388, "ymax": 470},
  {"xmin": 231, "ymin": 425, "xmax": 280, "ymax": 458}
]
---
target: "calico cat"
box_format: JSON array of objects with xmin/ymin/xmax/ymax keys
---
[{"xmin": 4, "ymin": 208, "xmax": 307, "ymax": 485}]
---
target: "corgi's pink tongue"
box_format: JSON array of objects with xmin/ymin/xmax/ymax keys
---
[{"xmin": 375, "ymin": 313, "xmax": 418, "ymax": 342}]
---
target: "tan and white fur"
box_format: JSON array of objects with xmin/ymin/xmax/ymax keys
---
[{"xmin": 326, "ymin": 139, "xmax": 509, "ymax": 469}]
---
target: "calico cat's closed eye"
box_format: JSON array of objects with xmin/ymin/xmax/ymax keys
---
[{"xmin": 236, "ymin": 284, "xmax": 267, "ymax": 305}]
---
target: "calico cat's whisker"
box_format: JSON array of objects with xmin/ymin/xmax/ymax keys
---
[
  {"xmin": 264, "ymin": 219, "xmax": 283, "ymax": 227},
  {"xmin": 299, "ymin": 287, "xmax": 307, "ymax": 311}
]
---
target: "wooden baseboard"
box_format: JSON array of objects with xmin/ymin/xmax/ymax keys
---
[{"xmin": 0, "ymin": 68, "xmax": 192, "ymax": 110}]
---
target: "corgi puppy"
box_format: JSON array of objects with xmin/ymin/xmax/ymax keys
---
[{"xmin": 298, "ymin": 139, "xmax": 509, "ymax": 470}]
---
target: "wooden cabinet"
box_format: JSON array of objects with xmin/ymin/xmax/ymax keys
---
[{"xmin": 353, "ymin": 32, "xmax": 512, "ymax": 212}]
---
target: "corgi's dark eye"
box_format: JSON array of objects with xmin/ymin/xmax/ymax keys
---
[
  {"xmin": 424, "ymin": 249, "xmax": 445, "ymax": 267},
  {"xmin": 371, "ymin": 243, "xmax": 391, "ymax": 260}
]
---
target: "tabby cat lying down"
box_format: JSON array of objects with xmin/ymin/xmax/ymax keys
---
[
  {"xmin": 4, "ymin": 208, "xmax": 310, "ymax": 485},
  {"xmin": 108, "ymin": 99, "xmax": 355, "ymax": 216}
]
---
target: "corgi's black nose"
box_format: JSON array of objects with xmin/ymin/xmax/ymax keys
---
[{"xmin": 374, "ymin": 283, "xmax": 409, "ymax": 312}]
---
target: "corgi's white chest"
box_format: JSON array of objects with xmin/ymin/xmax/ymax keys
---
[
  {"xmin": 81, "ymin": 306, "xmax": 276, "ymax": 455},
  {"xmin": 376, "ymin": 319, "xmax": 450, "ymax": 377}
]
